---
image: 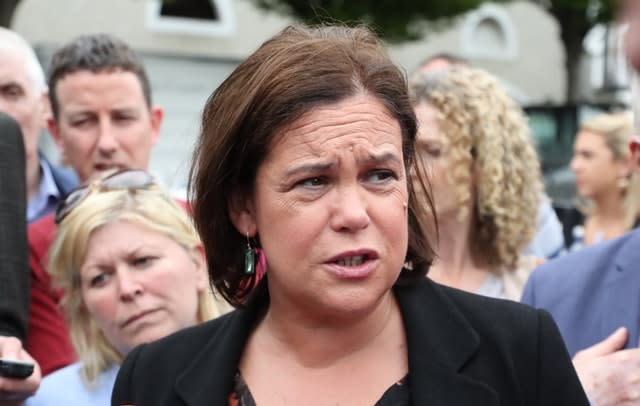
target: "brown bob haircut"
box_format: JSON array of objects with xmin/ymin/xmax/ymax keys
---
[{"xmin": 189, "ymin": 24, "xmax": 436, "ymax": 307}]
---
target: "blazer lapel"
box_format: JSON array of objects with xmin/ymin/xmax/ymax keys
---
[
  {"xmin": 599, "ymin": 230, "xmax": 640, "ymax": 348},
  {"xmin": 396, "ymin": 280, "xmax": 499, "ymax": 405},
  {"xmin": 174, "ymin": 298, "xmax": 263, "ymax": 406}
]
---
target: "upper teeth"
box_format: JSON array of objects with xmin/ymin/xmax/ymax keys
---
[{"xmin": 336, "ymin": 256, "xmax": 366, "ymax": 266}]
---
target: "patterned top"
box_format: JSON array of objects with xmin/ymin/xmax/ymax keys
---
[{"xmin": 228, "ymin": 372, "xmax": 410, "ymax": 406}]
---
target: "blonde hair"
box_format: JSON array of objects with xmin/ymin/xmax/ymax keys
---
[
  {"xmin": 409, "ymin": 66, "xmax": 542, "ymax": 271},
  {"xmin": 579, "ymin": 111, "xmax": 640, "ymax": 228},
  {"xmin": 48, "ymin": 183, "xmax": 227, "ymax": 385}
]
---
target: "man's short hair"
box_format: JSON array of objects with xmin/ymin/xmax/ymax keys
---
[
  {"xmin": 47, "ymin": 33, "xmax": 152, "ymax": 118},
  {"xmin": 0, "ymin": 27, "xmax": 46, "ymax": 92}
]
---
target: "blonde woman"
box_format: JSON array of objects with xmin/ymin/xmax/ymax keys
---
[
  {"xmin": 409, "ymin": 66, "xmax": 544, "ymax": 300},
  {"xmin": 568, "ymin": 111, "xmax": 639, "ymax": 249},
  {"xmin": 25, "ymin": 169, "xmax": 229, "ymax": 405}
]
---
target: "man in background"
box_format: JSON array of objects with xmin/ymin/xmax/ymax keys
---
[
  {"xmin": 26, "ymin": 33, "xmax": 163, "ymax": 376},
  {"xmin": 0, "ymin": 28, "xmax": 77, "ymax": 224},
  {"xmin": 1, "ymin": 34, "xmax": 163, "ymax": 401}
]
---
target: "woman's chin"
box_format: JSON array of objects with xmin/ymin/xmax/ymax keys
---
[{"xmin": 307, "ymin": 287, "xmax": 395, "ymax": 323}]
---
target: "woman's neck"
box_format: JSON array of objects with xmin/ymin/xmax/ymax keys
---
[
  {"xmin": 239, "ymin": 291, "xmax": 408, "ymax": 405},
  {"xmin": 256, "ymin": 291, "xmax": 402, "ymax": 368},
  {"xmin": 585, "ymin": 191, "xmax": 629, "ymax": 243},
  {"xmin": 590, "ymin": 188, "xmax": 625, "ymax": 222},
  {"xmin": 427, "ymin": 212, "xmax": 492, "ymax": 292}
]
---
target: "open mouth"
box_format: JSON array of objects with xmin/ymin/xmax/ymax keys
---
[
  {"xmin": 94, "ymin": 163, "xmax": 122, "ymax": 172},
  {"xmin": 327, "ymin": 251, "xmax": 378, "ymax": 279},
  {"xmin": 335, "ymin": 255, "xmax": 368, "ymax": 267}
]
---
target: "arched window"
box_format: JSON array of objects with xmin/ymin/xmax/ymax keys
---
[{"xmin": 460, "ymin": 4, "xmax": 517, "ymax": 60}]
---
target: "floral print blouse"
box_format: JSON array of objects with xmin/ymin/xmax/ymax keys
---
[{"xmin": 228, "ymin": 372, "xmax": 410, "ymax": 406}]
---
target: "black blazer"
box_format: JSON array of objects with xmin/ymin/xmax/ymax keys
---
[
  {"xmin": 0, "ymin": 112, "xmax": 28, "ymax": 340},
  {"xmin": 112, "ymin": 278, "xmax": 588, "ymax": 405}
]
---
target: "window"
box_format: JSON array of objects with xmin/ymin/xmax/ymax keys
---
[
  {"xmin": 460, "ymin": 4, "xmax": 517, "ymax": 60},
  {"xmin": 160, "ymin": 0, "xmax": 218, "ymax": 20},
  {"xmin": 146, "ymin": 0, "xmax": 235, "ymax": 36}
]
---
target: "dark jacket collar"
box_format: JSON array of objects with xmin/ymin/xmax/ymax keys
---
[
  {"xmin": 174, "ymin": 279, "xmax": 496, "ymax": 405},
  {"xmin": 396, "ymin": 280, "xmax": 498, "ymax": 405}
]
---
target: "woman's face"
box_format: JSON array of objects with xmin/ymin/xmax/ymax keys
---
[
  {"xmin": 79, "ymin": 220, "xmax": 207, "ymax": 356},
  {"xmin": 233, "ymin": 94, "xmax": 409, "ymax": 319},
  {"xmin": 570, "ymin": 130, "xmax": 626, "ymax": 199},
  {"xmin": 413, "ymin": 102, "xmax": 461, "ymax": 218}
]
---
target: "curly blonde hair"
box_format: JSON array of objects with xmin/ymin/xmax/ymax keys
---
[{"xmin": 409, "ymin": 66, "xmax": 543, "ymax": 271}]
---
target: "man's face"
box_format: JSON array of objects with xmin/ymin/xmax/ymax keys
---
[
  {"xmin": 49, "ymin": 69, "xmax": 162, "ymax": 182},
  {"xmin": 0, "ymin": 50, "xmax": 47, "ymax": 168}
]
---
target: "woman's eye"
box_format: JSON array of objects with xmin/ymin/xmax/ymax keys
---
[
  {"xmin": 297, "ymin": 177, "xmax": 326, "ymax": 188},
  {"xmin": 367, "ymin": 169, "xmax": 396, "ymax": 183},
  {"xmin": 132, "ymin": 256, "xmax": 155, "ymax": 268},
  {"xmin": 422, "ymin": 147, "xmax": 441, "ymax": 158},
  {"xmin": 89, "ymin": 273, "xmax": 109, "ymax": 288}
]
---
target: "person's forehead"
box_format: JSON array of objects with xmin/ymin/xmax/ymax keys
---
[
  {"xmin": 54, "ymin": 69, "xmax": 144, "ymax": 94},
  {"xmin": 54, "ymin": 70, "xmax": 147, "ymax": 109},
  {"xmin": 575, "ymin": 129, "xmax": 609, "ymax": 146},
  {"xmin": 0, "ymin": 49, "xmax": 31, "ymax": 87}
]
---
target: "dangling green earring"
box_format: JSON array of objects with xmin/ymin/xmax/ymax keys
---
[{"xmin": 244, "ymin": 232, "xmax": 255, "ymax": 275}]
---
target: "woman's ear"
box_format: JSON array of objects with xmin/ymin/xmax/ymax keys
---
[
  {"xmin": 228, "ymin": 192, "xmax": 258, "ymax": 237},
  {"xmin": 189, "ymin": 244, "xmax": 208, "ymax": 292},
  {"xmin": 618, "ymin": 154, "xmax": 634, "ymax": 179}
]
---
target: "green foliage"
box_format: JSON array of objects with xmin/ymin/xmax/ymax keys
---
[
  {"xmin": 249, "ymin": 0, "xmax": 621, "ymax": 99},
  {"xmin": 251, "ymin": 0, "xmax": 509, "ymax": 42},
  {"xmin": 250, "ymin": 0, "xmax": 619, "ymax": 43}
]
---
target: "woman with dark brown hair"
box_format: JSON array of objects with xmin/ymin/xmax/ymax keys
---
[{"xmin": 112, "ymin": 24, "xmax": 588, "ymax": 406}]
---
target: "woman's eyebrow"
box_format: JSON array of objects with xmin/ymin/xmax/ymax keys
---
[
  {"xmin": 359, "ymin": 151, "xmax": 402, "ymax": 166},
  {"xmin": 285, "ymin": 161, "xmax": 335, "ymax": 178}
]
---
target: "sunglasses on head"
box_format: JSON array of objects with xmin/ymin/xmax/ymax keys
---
[{"xmin": 54, "ymin": 169, "xmax": 156, "ymax": 224}]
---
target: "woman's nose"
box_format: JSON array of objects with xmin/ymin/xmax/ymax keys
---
[
  {"xmin": 329, "ymin": 185, "xmax": 370, "ymax": 232},
  {"xmin": 570, "ymin": 156, "xmax": 580, "ymax": 173},
  {"xmin": 117, "ymin": 270, "xmax": 144, "ymax": 301}
]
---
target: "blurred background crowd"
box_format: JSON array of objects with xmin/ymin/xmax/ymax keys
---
[{"xmin": 4, "ymin": 0, "xmax": 637, "ymax": 210}]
